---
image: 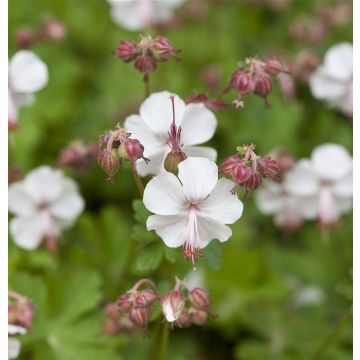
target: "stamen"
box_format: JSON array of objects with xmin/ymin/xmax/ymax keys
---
[{"xmin": 183, "ymin": 207, "xmax": 201, "ymax": 270}]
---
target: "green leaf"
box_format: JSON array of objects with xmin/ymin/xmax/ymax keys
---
[
  {"xmin": 132, "ymin": 199, "xmax": 151, "ymax": 224},
  {"xmin": 203, "ymin": 241, "xmax": 223, "ymax": 270},
  {"xmin": 135, "ymin": 243, "xmax": 164, "ymax": 273}
]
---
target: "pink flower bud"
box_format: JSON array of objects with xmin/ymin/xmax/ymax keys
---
[
  {"xmin": 152, "ymin": 35, "xmax": 180, "ymax": 62},
  {"xmin": 232, "ymin": 164, "xmax": 252, "ymax": 184},
  {"xmin": 104, "ymin": 303, "xmax": 119, "ymax": 318},
  {"xmin": 191, "ymin": 309, "xmax": 208, "ymax": 326},
  {"xmin": 231, "ymin": 69, "xmax": 256, "ymax": 96},
  {"xmin": 164, "ymin": 150, "xmax": 186, "ymax": 175},
  {"xmin": 138, "ymin": 289, "xmax": 158, "ymax": 304},
  {"xmin": 117, "ymin": 293, "xmax": 132, "ymax": 313},
  {"xmin": 220, "ymin": 155, "xmax": 243, "ymax": 177},
  {"xmin": 254, "ymin": 73, "xmax": 272, "ymax": 98},
  {"xmin": 115, "ymin": 40, "xmax": 138, "ymax": 63},
  {"xmin": 17, "ymin": 300, "xmax": 34, "ymax": 329},
  {"xmin": 42, "ymin": 18, "xmax": 66, "ymax": 41},
  {"xmin": 176, "ymin": 309, "xmax": 192, "ymax": 328},
  {"xmin": 124, "ymin": 139, "xmax": 145, "ymax": 163},
  {"xmin": 15, "ymin": 27, "xmax": 34, "ymax": 48},
  {"xmin": 97, "ymin": 149, "xmax": 120, "ymax": 179},
  {"xmin": 242, "ymin": 169, "xmax": 262, "ymax": 191},
  {"xmin": 161, "ymin": 290, "xmax": 185, "ymax": 323},
  {"xmin": 259, "ymin": 156, "xmax": 279, "ymax": 179},
  {"xmin": 135, "ymin": 55, "xmax": 157, "ymax": 74},
  {"xmin": 265, "ymin": 58, "xmax": 284, "ymax": 76},
  {"xmin": 103, "ymin": 319, "xmax": 119, "ymax": 335},
  {"xmin": 188, "ymin": 288, "xmax": 211, "ymax": 312},
  {"xmin": 129, "ymin": 306, "xmax": 151, "ymax": 328}
]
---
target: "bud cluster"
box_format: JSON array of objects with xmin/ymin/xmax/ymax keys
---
[
  {"xmin": 231, "ymin": 57, "xmax": 289, "ymax": 106},
  {"xmin": 221, "ymin": 144, "xmax": 280, "ymax": 193},
  {"xmin": 97, "ymin": 126, "xmax": 149, "ymax": 182},
  {"xmin": 115, "ymin": 35, "xmax": 180, "ymax": 75},
  {"xmin": 8, "ymin": 291, "xmax": 34, "ymax": 330},
  {"xmin": 58, "ymin": 140, "xmax": 98, "ymax": 176}
]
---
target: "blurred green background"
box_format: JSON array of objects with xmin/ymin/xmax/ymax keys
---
[{"xmin": 9, "ymin": 0, "xmax": 352, "ymax": 359}]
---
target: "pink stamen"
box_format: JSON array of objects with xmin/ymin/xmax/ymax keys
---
[
  {"xmin": 183, "ymin": 206, "xmax": 201, "ymax": 270},
  {"xmin": 168, "ymin": 95, "xmax": 182, "ymax": 151}
]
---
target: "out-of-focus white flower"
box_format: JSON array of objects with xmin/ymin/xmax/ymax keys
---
[
  {"xmin": 125, "ymin": 91, "xmax": 217, "ymax": 176},
  {"xmin": 143, "ymin": 157, "xmax": 243, "ymax": 267},
  {"xmin": 309, "ymin": 42, "xmax": 353, "ymax": 116},
  {"xmin": 8, "ymin": 50, "xmax": 49, "ymax": 128},
  {"xmin": 107, "ymin": 0, "xmax": 184, "ymax": 31},
  {"xmin": 8, "ymin": 324, "xmax": 27, "ymax": 359},
  {"xmin": 8, "ymin": 166, "xmax": 84, "ymax": 250},
  {"xmin": 284, "ymin": 144, "xmax": 352, "ymax": 226}
]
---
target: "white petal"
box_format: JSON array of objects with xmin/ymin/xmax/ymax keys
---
[
  {"xmin": 9, "ymin": 50, "xmax": 48, "ymax": 93},
  {"xmin": 136, "ymin": 150, "xmax": 166, "ymax": 176},
  {"xmin": 333, "ymin": 172, "xmax": 353, "ymax": 197},
  {"xmin": 199, "ymin": 178, "xmax": 243, "ymax": 224},
  {"xmin": 124, "ymin": 114, "xmax": 165, "ymax": 157},
  {"xmin": 311, "ymin": 144, "xmax": 352, "ymax": 181},
  {"xmin": 309, "ymin": 66, "xmax": 348, "ymax": 100},
  {"xmin": 10, "ymin": 216, "xmax": 44, "ymax": 250},
  {"xmin": 255, "ymin": 181, "xmax": 285, "ymax": 214},
  {"xmin": 323, "ymin": 42, "xmax": 353, "ymax": 80},
  {"xmin": 143, "ymin": 173, "xmax": 186, "ymax": 215},
  {"xmin": 180, "ymin": 104, "xmax": 217, "ymax": 146},
  {"xmin": 8, "ymin": 338, "xmax": 21, "ymax": 359},
  {"xmin": 147, "ymin": 214, "xmax": 188, "ymax": 247},
  {"xmin": 163, "ymin": 300, "xmax": 177, "ymax": 322},
  {"xmin": 139, "ymin": 91, "xmax": 186, "ymax": 135},
  {"xmin": 8, "ymin": 91, "xmax": 17, "ymax": 127},
  {"xmin": 8, "ymin": 183, "xmax": 36, "ymax": 216},
  {"xmin": 183, "ymin": 145, "xmax": 217, "ymax": 162},
  {"xmin": 335, "ymin": 196, "xmax": 352, "ymax": 214},
  {"xmin": 11, "ymin": 92, "xmax": 35, "ymax": 108},
  {"xmin": 177, "ymin": 157, "xmax": 218, "ymax": 202},
  {"xmin": 284, "ymin": 160, "xmax": 320, "ymax": 197},
  {"xmin": 295, "ymin": 195, "xmax": 319, "ymax": 220},
  {"xmin": 318, "ymin": 186, "xmax": 339, "ymax": 224},
  {"xmin": 330, "ymin": 82, "xmax": 352, "ymax": 115},
  {"xmin": 196, "ymin": 215, "xmax": 232, "ymax": 248},
  {"xmin": 49, "ymin": 179, "xmax": 84, "ymax": 222},
  {"xmin": 8, "ymin": 324, "xmax": 27, "ymax": 335},
  {"xmin": 23, "ymin": 166, "xmax": 64, "ymax": 204}
]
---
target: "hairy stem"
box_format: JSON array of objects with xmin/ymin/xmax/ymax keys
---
[
  {"xmin": 131, "ymin": 162, "xmax": 145, "ymax": 196},
  {"xmin": 216, "ymin": 81, "xmax": 232, "ymax": 101},
  {"xmin": 159, "ymin": 322, "xmax": 170, "ymax": 360},
  {"xmin": 144, "ymin": 74, "xmax": 150, "ymax": 99}
]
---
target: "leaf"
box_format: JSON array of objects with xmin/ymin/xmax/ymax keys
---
[
  {"xmin": 203, "ymin": 241, "xmax": 223, "ymax": 270},
  {"xmin": 132, "ymin": 199, "xmax": 151, "ymax": 224},
  {"xmin": 135, "ymin": 243, "xmax": 164, "ymax": 273}
]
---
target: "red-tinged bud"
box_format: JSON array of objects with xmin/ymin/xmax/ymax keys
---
[
  {"xmin": 161, "ymin": 290, "xmax": 185, "ymax": 323},
  {"xmin": 176, "ymin": 309, "xmax": 192, "ymax": 328},
  {"xmin": 42, "ymin": 18, "xmax": 66, "ymax": 41},
  {"xmin": 135, "ymin": 55, "xmax": 157, "ymax": 74},
  {"xmin": 105, "ymin": 303, "xmax": 119, "ymax": 318},
  {"xmin": 164, "ymin": 150, "xmax": 186, "ymax": 175},
  {"xmin": 259, "ymin": 156, "xmax": 279, "ymax": 179},
  {"xmin": 98, "ymin": 149, "xmax": 120, "ymax": 178},
  {"xmin": 15, "ymin": 27, "xmax": 34, "ymax": 48},
  {"xmin": 254, "ymin": 73, "xmax": 272, "ymax": 98},
  {"xmin": 17, "ymin": 300, "xmax": 34, "ymax": 329},
  {"xmin": 242, "ymin": 169, "xmax": 262, "ymax": 191},
  {"xmin": 191, "ymin": 309, "xmax": 208, "ymax": 326},
  {"xmin": 220, "ymin": 155, "xmax": 243, "ymax": 177},
  {"xmin": 103, "ymin": 319, "xmax": 119, "ymax": 335},
  {"xmin": 124, "ymin": 138, "xmax": 145, "ymax": 162},
  {"xmin": 139, "ymin": 289, "xmax": 158, "ymax": 304},
  {"xmin": 129, "ymin": 306, "xmax": 151, "ymax": 327},
  {"xmin": 265, "ymin": 58, "xmax": 284, "ymax": 76},
  {"xmin": 232, "ymin": 164, "xmax": 252, "ymax": 184},
  {"xmin": 231, "ymin": 69, "xmax": 256, "ymax": 96},
  {"xmin": 188, "ymin": 288, "xmax": 211, "ymax": 312},
  {"xmin": 152, "ymin": 35, "xmax": 180, "ymax": 62},
  {"xmin": 115, "ymin": 40, "xmax": 138, "ymax": 63},
  {"xmin": 116, "ymin": 293, "xmax": 132, "ymax": 313}
]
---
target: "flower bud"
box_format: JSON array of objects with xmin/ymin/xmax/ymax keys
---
[
  {"xmin": 232, "ymin": 164, "xmax": 252, "ymax": 184},
  {"xmin": 116, "ymin": 293, "xmax": 132, "ymax": 313},
  {"xmin": 98, "ymin": 149, "xmax": 120, "ymax": 178},
  {"xmin": 105, "ymin": 303, "xmax": 119, "ymax": 318},
  {"xmin": 135, "ymin": 55, "xmax": 157, "ymax": 74},
  {"xmin": 242, "ymin": 170, "xmax": 262, "ymax": 191},
  {"xmin": 15, "ymin": 27, "xmax": 34, "ymax": 48},
  {"xmin": 129, "ymin": 306, "xmax": 151, "ymax": 327},
  {"xmin": 188, "ymin": 288, "xmax": 211, "ymax": 312},
  {"xmin": 176, "ymin": 309, "xmax": 192, "ymax": 328},
  {"xmin": 17, "ymin": 300, "xmax": 34, "ymax": 329},
  {"xmin": 124, "ymin": 139, "xmax": 145, "ymax": 163},
  {"xmin": 42, "ymin": 18, "xmax": 66, "ymax": 41},
  {"xmin": 164, "ymin": 150, "xmax": 186, "ymax": 175},
  {"xmin": 152, "ymin": 35, "xmax": 180, "ymax": 62},
  {"xmin": 259, "ymin": 156, "xmax": 279, "ymax": 179},
  {"xmin": 265, "ymin": 58, "xmax": 284, "ymax": 76},
  {"xmin": 161, "ymin": 290, "xmax": 185, "ymax": 323},
  {"xmin": 231, "ymin": 69, "xmax": 256, "ymax": 96},
  {"xmin": 254, "ymin": 73, "xmax": 272, "ymax": 98},
  {"xmin": 139, "ymin": 289, "xmax": 158, "ymax": 304},
  {"xmin": 115, "ymin": 40, "xmax": 138, "ymax": 63},
  {"xmin": 103, "ymin": 319, "xmax": 119, "ymax": 335},
  {"xmin": 220, "ymin": 155, "xmax": 243, "ymax": 177},
  {"xmin": 191, "ymin": 309, "xmax": 208, "ymax": 326}
]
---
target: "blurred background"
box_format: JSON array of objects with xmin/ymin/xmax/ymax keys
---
[{"xmin": 9, "ymin": 0, "xmax": 352, "ymax": 359}]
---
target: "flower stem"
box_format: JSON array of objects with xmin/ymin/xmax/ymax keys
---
[
  {"xmin": 148, "ymin": 318, "xmax": 162, "ymax": 360},
  {"xmin": 144, "ymin": 74, "xmax": 150, "ymax": 99},
  {"xmin": 131, "ymin": 162, "xmax": 144, "ymax": 196},
  {"xmin": 216, "ymin": 81, "xmax": 232, "ymax": 101},
  {"xmin": 159, "ymin": 322, "xmax": 170, "ymax": 360},
  {"xmin": 311, "ymin": 308, "xmax": 352, "ymax": 360}
]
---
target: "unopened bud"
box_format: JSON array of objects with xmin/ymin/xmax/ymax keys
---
[
  {"xmin": 176, "ymin": 309, "xmax": 192, "ymax": 328},
  {"xmin": 189, "ymin": 288, "xmax": 211, "ymax": 312},
  {"xmin": 135, "ymin": 55, "xmax": 157, "ymax": 74},
  {"xmin": 104, "ymin": 303, "xmax": 119, "ymax": 318},
  {"xmin": 259, "ymin": 156, "xmax": 279, "ymax": 179},
  {"xmin": 254, "ymin": 73, "xmax": 272, "ymax": 98},
  {"xmin": 265, "ymin": 58, "xmax": 284, "ymax": 76},
  {"xmin": 98, "ymin": 149, "xmax": 120, "ymax": 178},
  {"xmin": 124, "ymin": 139, "xmax": 145, "ymax": 163},
  {"xmin": 152, "ymin": 35, "xmax": 180, "ymax": 62},
  {"xmin": 15, "ymin": 27, "xmax": 34, "ymax": 48},
  {"xmin": 161, "ymin": 290, "xmax": 185, "ymax": 323},
  {"xmin": 191, "ymin": 309, "xmax": 208, "ymax": 326},
  {"xmin": 242, "ymin": 170, "xmax": 262, "ymax": 191},
  {"xmin": 231, "ymin": 69, "xmax": 256, "ymax": 96},
  {"xmin": 139, "ymin": 289, "xmax": 158, "ymax": 304},
  {"xmin": 42, "ymin": 18, "xmax": 66, "ymax": 41},
  {"xmin": 116, "ymin": 293, "xmax": 132, "ymax": 313},
  {"xmin": 220, "ymin": 155, "xmax": 243, "ymax": 177},
  {"xmin": 116, "ymin": 40, "xmax": 138, "ymax": 63},
  {"xmin": 164, "ymin": 150, "xmax": 186, "ymax": 175},
  {"xmin": 129, "ymin": 306, "xmax": 151, "ymax": 327}
]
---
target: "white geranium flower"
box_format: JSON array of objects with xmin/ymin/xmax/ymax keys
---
[
  {"xmin": 107, "ymin": 0, "xmax": 184, "ymax": 31},
  {"xmin": 309, "ymin": 42, "xmax": 353, "ymax": 116},
  {"xmin": 284, "ymin": 144, "xmax": 352, "ymax": 226},
  {"xmin": 8, "ymin": 166, "xmax": 84, "ymax": 250},
  {"xmin": 8, "ymin": 50, "xmax": 49, "ymax": 128},
  {"xmin": 125, "ymin": 91, "xmax": 217, "ymax": 176},
  {"xmin": 143, "ymin": 157, "xmax": 243, "ymax": 267},
  {"xmin": 8, "ymin": 324, "xmax": 27, "ymax": 359}
]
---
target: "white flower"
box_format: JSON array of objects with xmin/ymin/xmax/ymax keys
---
[
  {"xmin": 8, "ymin": 166, "xmax": 84, "ymax": 250},
  {"xmin": 125, "ymin": 91, "xmax": 217, "ymax": 176},
  {"xmin": 143, "ymin": 157, "xmax": 243, "ymax": 266},
  {"xmin": 107, "ymin": 0, "xmax": 184, "ymax": 31},
  {"xmin": 8, "ymin": 50, "xmax": 49, "ymax": 128},
  {"xmin": 284, "ymin": 144, "xmax": 352, "ymax": 226},
  {"xmin": 309, "ymin": 42, "xmax": 353, "ymax": 116},
  {"xmin": 8, "ymin": 324, "xmax": 27, "ymax": 359}
]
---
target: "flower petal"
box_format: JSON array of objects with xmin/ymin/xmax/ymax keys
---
[
  {"xmin": 196, "ymin": 215, "xmax": 232, "ymax": 248},
  {"xmin": 255, "ymin": 180, "xmax": 285, "ymax": 214},
  {"xmin": 311, "ymin": 144, "xmax": 352, "ymax": 181},
  {"xmin": 139, "ymin": 91, "xmax": 186, "ymax": 135},
  {"xmin": 9, "ymin": 50, "xmax": 48, "ymax": 93},
  {"xmin": 10, "ymin": 216, "xmax": 44, "ymax": 250},
  {"xmin": 8, "ymin": 182, "xmax": 37, "ymax": 216},
  {"xmin": 177, "ymin": 157, "xmax": 218, "ymax": 202},
  {"xmin": 8, "ymin": 338, "xmax": 21, "ymax": 360},
  {"xmin": 333, "ymin": 171, "xmax": 353, "ymax": 197},
  {"xmin": 180, "ymin": 104, "xmax": 217, "ymax": 145},
  {"xmin": 323, "ymin": 42, "xmax": 353, "ymax": 81},
  {"xmin": 136, "ymin": 150, "xmax": 166, "ymax": 176},
  {"xmin": 8, "ymin": 91, "xmax": 17, "ymax": 127},
  {"xmin": 284, "ymin": 159, "xmax": 320, "ymax": 197},
  {"xmin": 183, "ymin": 145, "xmax": 217, "ymax": 162},
  {"xmin": 199, "ymin": 178, "xmax": 243, "ymax": 224},
  {"xmin": 49, "ymin": 179, "xmax": 84, "ymax": 223},
  {"xmin": 143, "ymin": 172, "xmax": 186, "ymax": 215},
  {"xmin": 147, "ymin": 214, "xmax": 188, "ymax": 247},
  {"xmin": 8, "ymin": 324, "xmax": 27, "ymax": 335}
]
